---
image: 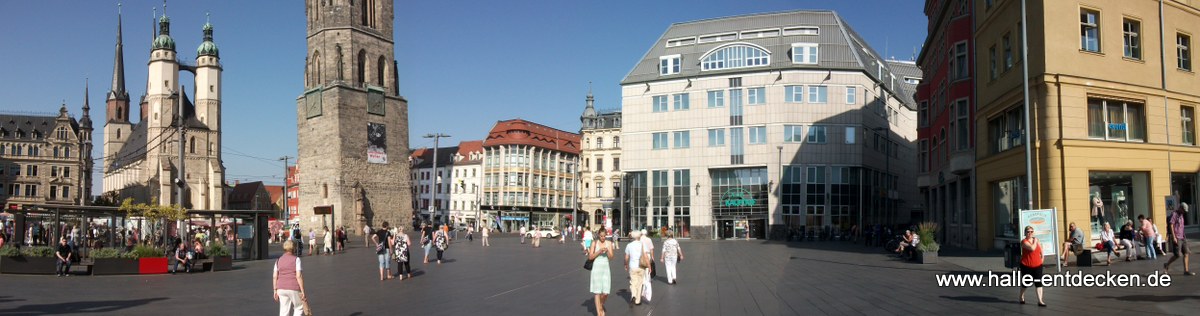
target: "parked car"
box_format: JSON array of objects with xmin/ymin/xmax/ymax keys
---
[{"xmin": 524, "ymin": 227, "xmax": 560, "ymax": 238}]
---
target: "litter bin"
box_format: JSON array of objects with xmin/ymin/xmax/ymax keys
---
[{"xmin": 1004, "ymin": 242, "xmax": 1021, "ymax": 269}]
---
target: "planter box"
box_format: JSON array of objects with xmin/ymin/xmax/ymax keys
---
[
  {"xmin": 0, "ymin": 256, "xmax": 59, "ymax": 274},
  {"xmin": 919, "ymin": 250, "xmax": 938, "ymax": 264},
  {"xmin": 93, "ymin": 258, "xmax": 141, "ymax": 275},
  {"xmin": 210, "ymin": 256, "xmax": 233, "ymax": 271},
  {"xmin": 138, "ymin": 257, "xmax": 169, "ymax": 274}
]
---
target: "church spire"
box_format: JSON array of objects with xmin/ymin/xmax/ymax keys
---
[
  {"xmin": 81, "ymin": 79, "xmax": 93, "ymax": 129},
  {"xmin": 108, "ymin": 4, "xmax": 128, "ymax": 101}
]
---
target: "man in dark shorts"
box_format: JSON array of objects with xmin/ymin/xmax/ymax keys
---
[{"xmin": 1164, "ymin": 203, "xmax": 1195, "ymax": 276}]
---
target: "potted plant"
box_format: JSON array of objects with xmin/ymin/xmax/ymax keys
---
[
  {"xmin": 916, "ymin": 222, "xmax": 940, "ymax": 264},
  {"xmin": 0, "ymin": 246, "xmax": 58, "ymax": 274},
  {"xmin": 130, "ymin": 245, "xmax": 169, "ymax": 274},
  {"xmin": 91, "ymin": 248, "xmax": 140, "ymax": 275},
  {"xmin": 206, "ymin": 243, "xmax": 233, "ymax": 271}
]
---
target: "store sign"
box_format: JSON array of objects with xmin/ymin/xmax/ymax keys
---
[
  {"xmin": 1019, "ymin": 208, "xmax": 1059, "ymax": 258},
  {"xmin": 1108, "ymin": 123, "xmax": 1127, "ymax": 131},
  {"xmin": 721, "ymin": 188, "xmax": 757, "ymax": 207}
]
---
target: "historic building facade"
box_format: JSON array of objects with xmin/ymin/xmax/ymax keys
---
[
  {"xmin": 481, "ymin": 119, "xmax": 580, "ymax": 232},
  {"xmin": 620, "ymin": 10, "xmax": 920, "ymax": 240},
  {"xmin": 974, "ymin": 0, "xmax": 1200, "ymax": 250},
  {"xmin": 449, "ymin": 141, "xmax": 484, "ymax": 228},
  {"xmin": 916, "ymin": 0, "xmax": 977, "ymax": 249},
  {"xmin": 101, "ymin": 10, "xmax": 225, "ymax": 210},
  {"xmin": 409, "ymin": 145, "xmax": 456, "ymax": 224},
  {"xmin": 0, "ymin": 103, "xmax": 94, "ymax": 207},
  {"xmin": 297, "ymin": 0, "xmax": 413, "ymax": 236},
  {"xmin": 580, "ymin": 89, "xmax": 623, "ymax": 230}
]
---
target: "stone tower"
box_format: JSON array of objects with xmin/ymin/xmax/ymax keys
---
[
  {"xmin": 297, "ymin": 0, "xmax": 412, "ymax": 235},
  {"xmin": 104, "ymin": 10, "xmax": 131, "ymax": 170}
]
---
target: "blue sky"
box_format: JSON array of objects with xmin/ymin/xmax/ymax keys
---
[{"xmin": 0, "ymin": 0, "xmax": 926, "ymax": 189}]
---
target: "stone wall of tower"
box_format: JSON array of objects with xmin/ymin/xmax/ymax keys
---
[{"xmin": 298, "ymin": 0, "xmax": 410, "ymax": 235}]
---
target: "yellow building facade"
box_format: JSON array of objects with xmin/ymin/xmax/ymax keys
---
[{"xmin": 975, "ymin": 0, "xmax": 1200, "ymax": 250}]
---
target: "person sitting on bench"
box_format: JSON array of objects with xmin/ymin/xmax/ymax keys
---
[{"xmin": 1060, "ymin": 222, "xmax": 1085, "ymax": 266}]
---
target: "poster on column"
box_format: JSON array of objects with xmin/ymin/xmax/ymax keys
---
[
  {"xmin": 1019, "ymin": 208, "xmax": 1059, "ymax": 257},
  {"xmin": 367, "ymin": 123, "xmax": 387, "ymax": 164}
]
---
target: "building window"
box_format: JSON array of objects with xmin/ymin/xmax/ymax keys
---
[
  {"xmin": 652, "ymin": 95, "xmax": 668, "ymax": 112},
  {"xmin": 1183, "ymin": 106, "xmax": 1196, "ymax": 145},
  {"xmin": 988, "ymin": 105, "xmax": 1026, "ymax": 153},
  {"xmin": 672, "ymin": 131, "xmax": 690, "ymax": 148},
  {"xmin": 1123, "ymin": 18, "xmax": 1141, "ymax": 59},
  {"xmin": 708, "ymin": 129, "xmax": 725, "ymax": 147},
  {"xmin": 807, "ymin": 86, "xmax": 828, "ymax": 103},
  {"xmin": 698, "ymin": 32, "xmax": 737, "ymax": 43},
  {"xmin": 1180, "ymin": 33, "xmax": 1192, "ymax": 71},
  {"xmin": 806, "ymin": 125, "xmax": 827, "ymax": 143},
  {"xmin": 652, "ymin": 132, "xmax": 668, "ymax": 150},
  {"xmin": 659, "ymin": 55, "xmax": 681, "ymax": 75},
  {"xmin": 785, "ymin": 85, "xmax": 803, "ymax": 103},
  {"xmin": 784, "ymin": 125, "xmax": 804, "ymax": 143},
  {"xmin": 1088, "ymin": 171, "xmax": 1150, "ymax": 238},
  {"xmin": 791, "ymin": 43, "xmax": 819, "ymax": 64},
  {"xmin": 955, "ymin": 99, "xmax": 970, "ymax": 150},
  {"xmin": 701, "ymin": 44, "xmax": 770, "ymax": 71},
  {"xmin": 1080, "ymin": 9, "xmax": 1101, "ymax": 52},
  {"xmin": 673, "ymin": 93, "xmax": 690, "ymax": 110},
  {"xmin": 613, "ymin": 158, "xmax": 620, "ymax": 171},
  {"xmin": 1003, "ymin": 33, "xmax": 1014, "ymax": 69},
  {"xmin": 989, "ymin": 45, "xmax": 998, "ymax": 79},
  {"xmin": 846, "ymin": 87, "xmax": 857, "ymax": 104},
  {"xmin": 707, "ymin": 90, "xmax": 724, "ymax": 108},
  {"xmin": 782, "ymin": 26, "xmax": 819, "ymax": 36},
  {"xmin": 805, "ymin": 166, "xmax": 827, "ymax": 229},
  {"xmin": 596, "ymin": 137, "xmax": 605, "ymax": 149},
  {"xmin": 952, "ymin": 41, "xmax": 968, "ymax": 79},
  {"xmin": 672, "ymin": 169, "xmax": 691, "ymax": 238},
  {"xmin": 1087, "ymin": 98, "xmax": 1146, "ymax": 142},
  {"xmin": 918, "ymin": 101, "xmax": 929, "ymax": 127},
  {"xmin": 845, "ymin": 127, "xmax": 856, "ymax": 144},
  {"xmin": 919, "ymin": 139, "xmax": 929, "ymax": 173},
  {"xmin": 748, "ymin": 126, "xmax": 767, "ymax": 144},
  {"xmin": 596, "ymin": 158, "xmax": 604, "ymax": 172},
  {"xmin": 747, "ymin": 87, "xmax": 766, "ymax": 105}
]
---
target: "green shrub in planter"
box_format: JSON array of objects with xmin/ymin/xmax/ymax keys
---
[
  {"xmin": 206, "ymin": 243, "xmax": 230, "ymax": 257},
  {"xmin": 0, "ymin": 245, "xmax": 19, "ymax": 257},
  {"xmin": 130, "ymin": 245, "xmax": 164, "ymax": 258},
  {"xmin": 19, "ymin": 246, "xmax": 54, "ymax": 258},
  {"xmin": 91, "ymin": 248, "xmax": 127, "ymax": 259}
]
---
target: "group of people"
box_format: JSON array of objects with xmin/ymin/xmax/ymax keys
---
[
  {"xmin": 1060, "ymin": 204, "xmax": 1191, "ymax": 274},
  {"xmin": 586, "ymin": 228, "xmax": 684, "ymax": 315},
  {"xmin": 371, "ymin": 222, "xmax": 452, "ymax": 282},
  {"xmin": 892, "ymin": 229, "xmax": 921, "ymax": 260}
]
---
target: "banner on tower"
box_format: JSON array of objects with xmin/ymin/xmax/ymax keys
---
[{"xmin": 367, "ymin": 123, "xmax": 387, "ymax": 164}]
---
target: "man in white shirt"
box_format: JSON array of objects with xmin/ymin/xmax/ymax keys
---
[
  {"xmin": 639, "ymin": 229, "xmax": 655, "ymax": 302},
  {"xmin": 363, "ymin": 224, "xmax": 371, "ymax": 246},
  {"xmin": 624, "ymin": 230, "xmax": 646, "ymax": 305}
]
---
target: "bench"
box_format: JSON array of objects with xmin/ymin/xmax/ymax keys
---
[{"xmin": 196, "ymin": 258, "xmax": 214, "ymax": 271}]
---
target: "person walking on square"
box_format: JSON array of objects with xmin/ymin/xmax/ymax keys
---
[
  {"xmin": 421, "ymin": 223, "xmax": 433, "ymax": 264},
  {"xmin": 55, "ymin": 237, "xmax": 72, "ymax": 277},
  {"xmin": 1018, "ymin": 226, "xmax": 1046, "ymax": 307},
  {"xmin": 434, "ymin": 224, "xmax": 449, "ymax": 264},
  {"xmin": 373, "ymin": 222, "xmax": 393, "ymax": 281},
  {"xmin": 582, "ymin": 228, "xmax": 594, "ymax": 254},
  {"xmin": 308, "ymin": 229, "xmax": 317, "ymax": 256},
  {"xmin": 273, "ymin": 240, "xmax": 307, "ymax": 316},
  {"xmin": 520, "ymin": 226, "xmax": 527, "ymax": 244},
  {"xmin": 623, "ymin": 230, "xmax": 646, "ymax": 305},
  {"xmin": 1165, "ymin": 202, "xmax": 1195, "ymax": 275},
  {"xmin": 661, "ymin": 231, "xmax": 683, "ymax": 285},
  {"xmin": 323, "ymin": 227, "xmax": 333, "ymax": 255},
  {"xmin": 363, "ymin": 223, "xmax": 372, "ymax": 246},
  {"xmin": 638, "ymin": 229, "xmax": 655, "ymax": 301},
  {"xmin": 394, "ymin": 226, "xmax": 412, "ymax": 280},
  {"xmin": 589, "ymin": 228, "xmax": 614, "ymax": 316},
  {"xmin": 481, "ymin": 225, "xmax": 490, "ymax": 247}
]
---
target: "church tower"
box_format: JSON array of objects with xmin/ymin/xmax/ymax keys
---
[
  {"xmin": 104, "ymin": 10, "xmax": 131, "ymax": 173},
  {"xmin": 195, "ymin": 16, "xmax": 224, "ymax": 209},
  {"xmin": 147, "ymin": 11, "xmax": 182, "ymax": 206},
  {"xmin": 297, "ymin": 0, "xmax": 412, "ymax": 234}
]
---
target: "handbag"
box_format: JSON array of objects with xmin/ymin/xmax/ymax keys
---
[
  {"xmin": 649, "ymin": 261, "xmax": 657, "ymax": 278},
  {"xmin": 639, "ymin": 252, "xmax": 652, "ymax": 269},
  {"xmin": 584, "ymin": 257, "xmax": 595, "ymax": 270}
]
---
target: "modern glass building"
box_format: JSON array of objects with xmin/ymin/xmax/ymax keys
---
[{"xmin": 620, "ymin": 10, "xmax": 921, "ymax": 240}]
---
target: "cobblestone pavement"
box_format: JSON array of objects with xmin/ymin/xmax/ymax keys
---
[{"xmin": 0, "ymin": 234, "xmax": 1197, "ymax": 315}]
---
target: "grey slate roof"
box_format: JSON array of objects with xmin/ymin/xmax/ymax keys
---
[
  {"xmin": 0, "ymin": 113, "xmax": 79, "ymax": 140},
  {"xmin": 621, "ymin": 10, "xmax": 919, "ymax": 110}
]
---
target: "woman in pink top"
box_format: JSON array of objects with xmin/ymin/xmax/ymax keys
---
[
  {"xmin": 1138, "ymin": 215, "xmax": 1157, "ymax": 260},
  {"xmin": 273, "ymin": 240, "xmax": 308, "ymax": 316}
]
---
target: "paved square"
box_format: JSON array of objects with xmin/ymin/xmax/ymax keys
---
[{"xmin": 1, "ymin": 234, "xmax": 1198, "ymax": 315}]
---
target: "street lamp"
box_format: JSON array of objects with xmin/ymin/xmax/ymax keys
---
[{"xmin": 423, "ymin": 133, "xmax": 451, "ymax": 225}]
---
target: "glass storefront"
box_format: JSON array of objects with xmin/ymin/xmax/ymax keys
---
[
  {"xmin": 992, "ymin": 176, "xmax": 1026, "ymax": 239},
  {"xmin": 672, "ymin": 169, "xmax": 692, "ymax": 238},
  {"xmin": 1088, "ymin": 171, "xmax": 1149, "ymax": 236},
  {"xmin": 1173, "ymin": 173, "xmax": 1197, "ymax": 225},
  {"xmin": 625, "ymin": 172, "xmax": 648, "ymax": 231},
  {"xmin": 652, "ymin": 171, "xmax": 670, "ymax": 228},
  {"xmin": 711, "ymin": 167, "xmax": 768, "ymax": 239}
]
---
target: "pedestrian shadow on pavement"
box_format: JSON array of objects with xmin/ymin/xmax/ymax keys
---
[
  {"xmin": 939, "ymin": 295, "xmax": 1012, "ymax": 304},
  {"xmin": 0, "ymin": 297, "xmax": 168, "ymax": 315},
  {"xmin": 1097, "ymin": 294, "xmax": 1200, "ymax": 302},
  {"xmin": 0, "ymin": 296, "xmax": 24, "ymax": 304},
  {"xmin": 579, "ymin": 298, "xmax": 598, "ymax": 315}
]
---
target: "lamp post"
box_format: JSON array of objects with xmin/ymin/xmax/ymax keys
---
[
  {"xmin": 279, "ymin": 156, "xmax": 292, "ymax": 226},
  {"xmin": 423, "ymin": 133, "xmax": 451, "ymax": 225}
]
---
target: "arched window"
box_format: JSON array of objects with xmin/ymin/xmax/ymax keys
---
[
  {"xmin": 312, "ymin": 51, "xmax": 322, "ymax": 85},
  {"xmin": 699, "ymin": 43, "xmax": 771, "ymax": 71},
  {"xmin": 117, "ymin": 107, "xmax": 124, "ymax": 120},
  {"xmin": 360, "ymin": 0, "xmax": 370, "ymax": 26},
  {"xmin": 208, "ymin": 142, "xmax": 213, "ymax": 155},
  {"xmin": 189, "ymin": 136, "xmax": 196, "ymax": 154},
  {"xmin": 376, "ymin": 56, "xmax": 386, "ymax": 87},
  {"xmin": 357, "ymin": 50, "xmax": 366, "ymax": 85},
  {"xmin": 116, "ymin": 128, "xmax": 121, "ymax": 139}
]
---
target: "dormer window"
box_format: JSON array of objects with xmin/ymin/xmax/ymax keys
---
[
  {"xmin": 700, "ymin": 43, "xmax": 770, "ymax": 71},
  {"xmin": 659, "ymin": 55, "xmax": 681, "ymax": 75}
]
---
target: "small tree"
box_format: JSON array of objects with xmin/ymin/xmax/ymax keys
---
[{"xmin": 916, "ymin": 222, "xmax": 940, "ymax": 253}]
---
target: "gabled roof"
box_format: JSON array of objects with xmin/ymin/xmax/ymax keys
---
[
  {"xmin": 621, "ymin": 10, "xmax": 919, "ymax": 110},
  {"xmin": 0, "ymin": 113, "xmax": 79, "ymax": 140},
  {"xmin": 409, "ymin": 146, "xmax": 459, "ymax": 169},
  {"xmin": 264, "ymin": 185, "xmax": 284, "ymax": 204},
  {"xmin": 454, "ymin": 140, "xmax": 484, "ymax": 165},
  {"xmin": 229, "ymin": 181, "xmax": 265, "ymax": 204}
]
